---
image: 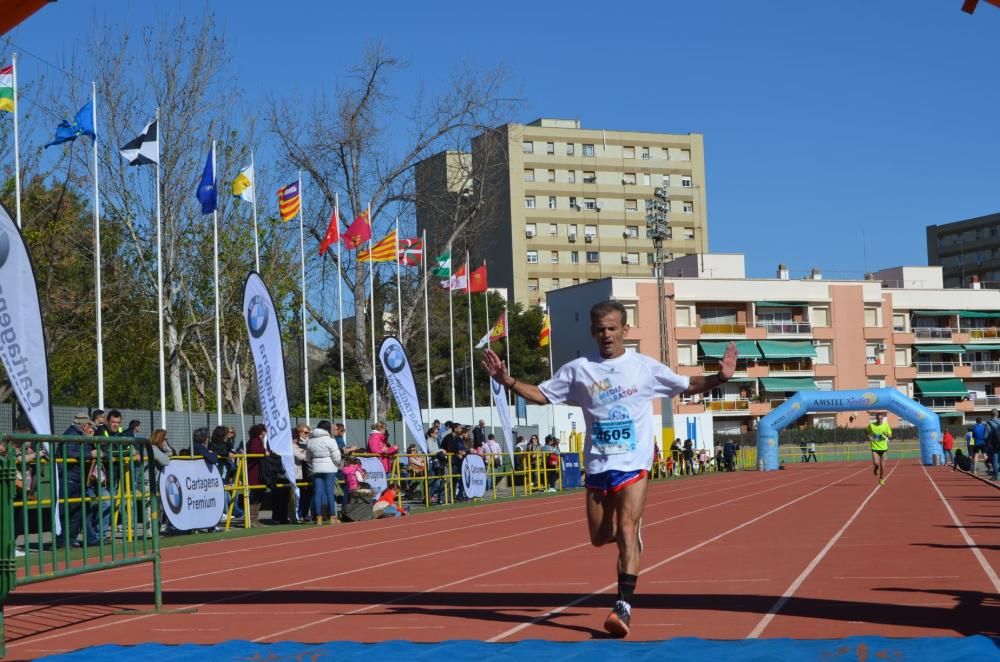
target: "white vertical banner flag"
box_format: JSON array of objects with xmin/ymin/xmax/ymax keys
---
[
  {"xmin": 242, "ymin": 272, "xmax": 296, "ymax": 488},
  {"xmin": 378, "ymin": 336, "xmax": 427, "ymax": 452},
  {"xmin": 0, "ymin": 202, "xmax": 51, "ymax": 435},
  {"xmin": 490, "ymin": 378, "xmax": 514, "ymax": 463}
]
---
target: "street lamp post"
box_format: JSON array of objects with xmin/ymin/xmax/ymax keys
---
[{"xmin": 646, "ymin": 186, "xmax": 675, "ymax": 444}]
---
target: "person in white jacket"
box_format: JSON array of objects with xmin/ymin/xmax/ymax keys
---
[{"xmin": 307, "ymin": 427, "xmax": 343, "ymax": 524}]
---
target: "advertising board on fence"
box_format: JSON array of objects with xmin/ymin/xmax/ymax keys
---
[
  {"xmin": 159, "ymin": 459, "xmax": 225, "ymax": 530},
  {"xmin": 461, "ymin": 454, "xmax": 487, "ymax": 499},
  {"xmin": 358, "ymin": 456, "xmax": 388, "ymax": 497}
]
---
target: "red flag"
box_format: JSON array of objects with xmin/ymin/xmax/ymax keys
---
[
  {"xmin": 319, "ymin": 208, "xmax": 340, "ymax": 255},
  {"xmin": 342, "ymin": 210, "xmax": 372, "ymax": 249},
  {"xmin": 468, "ymin": 264, "xmax": 488, "ymax": 293}
]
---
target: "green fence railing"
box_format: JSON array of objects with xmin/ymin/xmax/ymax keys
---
[{"xmin": 0, "ymin": 434, "xmax": 163, "ymax": 657}]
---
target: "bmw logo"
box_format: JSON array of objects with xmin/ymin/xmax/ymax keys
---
[
  {"xmin": 383, "ymin": 344, "xmax": 407, "ymax": 374},
  {"xmin": 0, "ymin": 230, "xmax": 10, "ymax": 270},
  {"xmin": 165, "ymin": 474, "xmax": 183, "ymax": 515},
  {"xmin": 247, "ymin": 295, "xmax": 269, "ymax": 339}
]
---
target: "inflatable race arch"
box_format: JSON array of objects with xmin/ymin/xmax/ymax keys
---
[{"xmin": 756, "ymin": 388, "xmax": 942, "ymax": 471}]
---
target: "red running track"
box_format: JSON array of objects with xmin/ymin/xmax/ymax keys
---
[{"xmin": 3, "ymin": 459, "xmax": 998, "ymax": 658}]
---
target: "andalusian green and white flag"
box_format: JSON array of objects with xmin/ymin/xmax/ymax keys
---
[
  {"xmin": 0, "ymin": 65, "xmax": 14, "ymax": 113},
  {"xmin": 431, "ymin": 251, "xmax": 451, "ymax": 278}
]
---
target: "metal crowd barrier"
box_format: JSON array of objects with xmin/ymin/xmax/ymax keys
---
[{"xmin": 0, "ymin": 434, "xmax": 163, "ymax": 657}]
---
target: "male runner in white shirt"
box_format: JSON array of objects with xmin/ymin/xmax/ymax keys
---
[{"xmin": 482, "ymin": 300, "xmax": 737, "ymax": 637}]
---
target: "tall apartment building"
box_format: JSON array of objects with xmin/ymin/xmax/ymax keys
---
[
  {"xmin": 415, "ymin": 119, "xmax": 709, "ymax": 307},
  {"xmin": 547, "ymin": 254, "xmax": 1000, "ymax": 434},
  {"xmin": 927, "ymin": 212, "xmax": 1000, "ymax": 288}
]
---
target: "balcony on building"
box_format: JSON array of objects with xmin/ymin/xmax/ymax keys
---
[
  {"xmin": 914, "ymin": 378, "xmax": 968, "ymax": 415},
  {"xmin": 967, "ymin": 393, "xmax": 1000, "ymax": 411},
  {"xmin": 681, "ymin": 376, "xmax": 757, "ymax": 415},
  {"xmin": 960, "ymin": 311, "xmax": 1000, "ymax": 342},
  {"xmin": 911, "ymin": 311, "xmax": 959, "ymax": 341},
  {"xmin": 759, "ymin": 376, "xmax": 818, "ymax": 409},
  {"xmin": 697, "ymin": 304, "xmax": 749, "ymax": 336},
  {"xmin": 757, "ymin": 340, "xmax": 816, "ymax": 375},
  {"xmin": 913, "ymin": 344, "xmax": 964, "ymax": 376},
  {"xmin": 697, "ymin": 340, "xmax": 761, "ymax": 377},
  {"xmin": 965, "ymin": 344, "xmax": 1000, "ymax": 376},
  {"xmin": 753, "ymin": 301, "xmax": 812, "ymax": 336}
]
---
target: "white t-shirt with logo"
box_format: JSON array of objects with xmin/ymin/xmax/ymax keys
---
[{"xmin": 539, "ymin": 350, "xmax": 690, "ymax": 475}]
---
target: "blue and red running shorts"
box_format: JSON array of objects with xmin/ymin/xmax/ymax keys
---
[{"xmin": 585, "ymin": 469, "xmax": 648, "ymax": 495}]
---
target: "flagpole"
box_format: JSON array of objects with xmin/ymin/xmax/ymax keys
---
[
  {"xmin": 250, "ymin": 150, "xmax": 260, "ymax": 273},
  {"xmin": 466, "ymin": 250, "xmax": 476, "ymax": 424},
  {"xmin": 91, "ymin": 81, "xmax": 105, "ymax": 410},
  {"xmin": 335, "ymin": 194, "xmax": 346, "ymax": 429},
  {"xmin": 395, "ymin": 217, "xmax": 406, "ymax": 450},
  {"xmin": 483, "ymin": 263, "xmax": 494, "ymax": 431},
  {"xmin": 422, "ymin": 229, "xmax": 432, "ymax": 428},
  {"xmin": 155, "ymin": 107, "xmax": 166, "ymax": 427},
  {"xmin": 12, "ymin": 54, "xmax": 21, "ymax": 229},
  {"xmin": 368, "ymin": 203, "xmax": 378, "ymax": 422},
  {"xmin": 212, "ymin": 139, "xmax": 223, "ymax": 426},
  {"xmin": 298, "ymin": 171, "xmax": 310, "ymax": 425},
  {"xmin": 237, "ymin": 363, "xmax": 246, "ymax": 451},
  {"xmin": 447, "ymin": 241, "xmax": 456, "ymax": 422}
]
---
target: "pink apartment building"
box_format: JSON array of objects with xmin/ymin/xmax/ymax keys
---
[{"xmin": 545, "ymin": 254, "xmax": 1000, "ymax": 434}]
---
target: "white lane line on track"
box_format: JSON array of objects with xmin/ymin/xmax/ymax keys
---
[
  {"xmin": 745, "ymin": 462, "xmax": 898, "ymax": 639},
  {"xmin": 922, "ymin": 464, "xmax": 1000, "ymax": 594},
  {"xmin": 486, "ymin": 464, "xmax": 869, "ymax": 643},
  {"xmin": 833, "ymin": 576, "xmax": 959, "ymax": 581},
  {"xmin": 650, "ymin": 578, "xmax": 771, "ymax": 584},
  {"xmin": 4, "ymin": 467, "xmax": 833, "ymax": 651}
]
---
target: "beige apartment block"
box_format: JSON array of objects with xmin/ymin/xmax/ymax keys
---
[
  {"xmin": 546, "ymin": 254, "xmax": 1000, "ymax": 434},
  {"xmin": 415, "ymin": 119, "xmax": 709, "ymax": 307}
]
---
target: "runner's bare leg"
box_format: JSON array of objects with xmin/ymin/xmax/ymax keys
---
[
  {"xmin": 614, "ymin": 477, "xmax": 649, "ymax": 575},
  {"xmin": 586, "ymin": 489, "xmax": 616, "ymax": 547}
]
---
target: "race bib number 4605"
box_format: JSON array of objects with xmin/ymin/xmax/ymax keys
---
[{"xmin": 591, "ymin": 406, "xmax": 637, "ymax": 455}]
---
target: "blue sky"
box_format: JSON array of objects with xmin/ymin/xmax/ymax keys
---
[{"xmin": 8, "ymin": 0, "xmax": 1000, "ymax": 279}]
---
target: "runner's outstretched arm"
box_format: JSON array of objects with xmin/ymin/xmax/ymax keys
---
[
  {"xmin": 481, "ymin": 349, "xmax": 550, "ymax": 405},
  {"xmin": 685, "ymin": 341, "xmax": 738, "ymax": 395}
]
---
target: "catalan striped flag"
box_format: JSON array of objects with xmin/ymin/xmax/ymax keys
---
[
  {"xmin": 357, "ymin": 229, "xmax": 399, "ymax": 262},
  {"xmin": 538, "ymin": 313, "xmax": 551, "ymax": 348},
  {"xmin": 277, "ymin": 181, "xmax": 300, "ymax": 221}
]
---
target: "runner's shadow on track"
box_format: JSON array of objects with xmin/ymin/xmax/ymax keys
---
[
  {"xmin": 913, "ymin": 542, "xmax": 1000, "ymax": 551},
  {"xmin": 1, "ymin": 603, "xmax": 122, "ymax": 645},
  {"xmin": 380, "ymin": 606, "xmax": 609, "ymax": 638}
]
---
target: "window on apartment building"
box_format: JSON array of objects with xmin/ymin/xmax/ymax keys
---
[
  {"xmin": 546, "ymin": 141, "xmax": 555, "ymax": 155},
  {"xmin": 681, "ymin": 176, "xmax": 692, "ymax": 187},
  {"xmin": 582, "ymin": 143, "xmax": 595, "ymax": 157},
  {"xmin": 524, "ymin": 169, "xmax": 535, "ymax": 182},
  {"xmin": 625, "ymin": 199, "xmax": 638, "ymax": 212},
  {"xmin": 623, "ymin": 146, "xmax": 635, "ymax": 159},
  {"xmin": 677, "ymin": 344, "xmax": 696, "ymax": 366},
  {"xmin": 625, "ymin": 225, "xmax": 639, "ymax": 238},
  {"xmin": 865, "ymin": 343, "xmax": 881, "ymax": 364},
  {"xmin": 583, "ymin": 171, "xmax": 596, "ymax": 184},
  {"xmin": 625, "ymin": 252, "xmax": 640, "ymax": 265},
  {"xmin": 586, "ymin": 251, "xmax": 600, "ymax": 263},
  {"xmin": 811, "ymin": 306, "xmax": 830, "ymax": 327},
  {"xmin": 527, "ymin": 250, "xmax": 538, "ymax": 264},
  {"xmin": 566, "ymin": 143, "xmax": 575, "ymax": 156},
  {"xmin": 568, "ymin": 170, "xmax": 576, "ymax": 184},
  {"xmin": 523, "ymin": 141, "xmax": 534, "ymax": 154},
  {"xmin": 549, "ymin": 223, "xmax": 558, "ymax": 236},
  {"xmin": 892, "ymin": 313, "xmax": 906, "ymax": 332},
  {"xmin": 551, "ymin": 278, "xmax": 561, "ymax": 290},
  {"xmin": 662, "ymin": 174, "xmax": 671, "ymax": 187},
  {"xmin": 572, "ymin": 278, "xmax": 580, "ymax": 286},
  {"xmin": 814, "ymin": 416, "xmax": 836, "ymax": 430},
  {"xmin": 585, "ymin": 224, "xmax": 598, "ymax": 237},
  {"xmin": 642, "ymin": 173, "xmax": 651, "ymax": 186},
  {"xmin": 548, "ymin": 196, "xmax": 557, "ymax": 209},
  {"xmin": 550, "ymin": 250, "xmax": 559, "ymax": 263},
  {"xmin": 547, "ymin": 169, "xmax": 556, "ymax": 182},
  {"xmin": 569, "ymin": 196, "xmax": 578, "ymax": 209},
  {"xmin": 662, "ymin": 147, "xmax": 671, "ymax": 159},
  {"xmin": 525, "ymin": 223, "xmax": 536, "ymax": 237},
  {"xmin": 583, "ymin": 198, "xmax": 597, "ymax": 210},
  {"xmin": 864, "ymin": 306, "xmax": 880, "ymax": 327},
  {"xmin": 680, "ymin": 148, "xmax": 691, "ymax": 161},
  {"xmin": 640, "ymin": 146, "xmax": 651, "ymax": 159},
  {"xmin": 524, "ymin": 196, "xmax": 536, "ymax": 209},
  {"xmin": 622, "ymin": 303, "xmax": 637, "ymax": 325},
  {"xmin": 647, "ymin": 253, "xmax": 655, "ymax": 265},
  {"xmin": 683, "ymin": 201, "xmax": 694, "ymax": 213},
  {"xmin": 569, "ymin": 224, "xmax": 578, "ymax": 237},
  {"xmin": 527, "ymin": 278, "xmax": 539, "ymax": 292},
  {"xmin": 623, "ymin": 172, "xmax": 637, "ymax": 185},
  {"xmin": 682, "ymin": 227, "xmax": 695, "ymax": 240},
  {"xmin": 675, "ymin": 306, "xmax": 693, "ymax": 327},
  {"xmin": 814, "ymin": 342, "xmax": 833, "ymax": 364},
  {"xmin": 815, "ymin": 379, "xmax": 834, "ymax": 391},
  {"xmin": 570, "ymin": 251, "xmax": 580, "ymax": 264},
  {"xmin": 867, "ymin": 379, "xmax": 885, "ymax": 389},
  {"xmin": 894, "ymin": 348, "xmax": 908, "ymax": 367}
]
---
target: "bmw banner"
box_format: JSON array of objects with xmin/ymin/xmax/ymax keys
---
[
  {"xmin": 490, "ymin": 378, "xmax": 515, "ymax": 463},
  {"xmin": 357, "ymin": 456, "xmax": 388, "ymax": 497},
  {"xmin": 159, "ymin": 459, "xmax": 225, "ymax": 530},
  {"xmin": 461, "ymin": 453, "xmax": 487, "ymax": 499},
  {"xmin": 378, "ymin": 337, "xmax": 427, "ymax": 452},
  {"xmin": 242, "ymin": 272, "xmax": 296, "ymax": 490},
  {"xmin": 0, "ymin": 202, "xmax": 51, "ymax": 436}
]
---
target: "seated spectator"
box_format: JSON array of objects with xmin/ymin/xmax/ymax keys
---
[
  {"xmin": 404, "ymin": 444, "xmax": 426, "ymax": 499},
  {"xmin": 373, "ymin": 485, "xmax": 407, "ymax": 518},
  {"xmin": 954, "ymin": 448, "xmax": 973, "ymax": 472}
]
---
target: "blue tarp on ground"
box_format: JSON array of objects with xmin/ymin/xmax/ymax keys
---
[{"xmin": 39, "ymin": 636, "xmax": 1000, "ymax": 661}]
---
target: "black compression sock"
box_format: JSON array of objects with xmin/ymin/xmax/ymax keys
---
[{"xmin": 617, "ymin": 573, "xmax": 638, "ymax": 604}]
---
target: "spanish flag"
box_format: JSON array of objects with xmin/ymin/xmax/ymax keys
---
[
  {"xmin": 277, "ymin": 181, "xmax": 300, "ymax": 221},
  {"xmin": 475, "ymin": 312, "xmax": 507, "ymax": 349},
  {"xmin": 357, "ymin": 229, "xmax": 398, "ymax": 262},
  {"xmin": 538, "ymin": 313, "xmax": 551, "ymax": 348}
]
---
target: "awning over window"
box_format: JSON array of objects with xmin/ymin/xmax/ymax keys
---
[
  {"xmin": 937, "ymin": 412, "xmax": 965, "ymax": 418},
  {"xmin": 755, "ymin": 301, "xmax": 807, "ymax": 308},
  {"xmin": 964, "ymin": 344, "xmax": 1000, "ymax": 351},
  {"xmin": 958, "ymin": 311, "xmax": 1000, "ymax": 319},
  {"xmin": 760, "ymin": 377, "xmax": 818, "ymax": 393},
  {"xmin": 913, "ymin": 344, "xmax": 967, "ymax": 354},
  {"xmin": 699, "ymin": 340, "xmax": 762, "ymax": 359},
  {"xmin": 914, "ymin": 379, "xmax": 968, "ymax": 397},
  {"xmin": 757, "ymin": 340, "xmax": 817, "ymax": 359},
  {"xmin": 912, "ymin": 310, "xmax": 960, "ymax": 316}
]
